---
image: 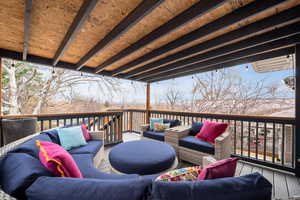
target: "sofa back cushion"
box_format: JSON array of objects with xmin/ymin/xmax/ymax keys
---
[
  {"xmin": 189, "ymin": 122, "xmax": 203, "ymax": 136},
  {"xmin": 36, "ymin": 140, "xmax": 83, "ymax": 178},
  {"xmin": 195, "ymin": 120, "xmax": 228, "ymax": 144},
  {"xmin": 151, "ymin": 173, "xmax": 272, "ymax": 200},
  {"xmin": 41, "ymin": 129, "xmax": 61, "ymax": 144},
  {"xmin": 26, "ymin": 176, "xmax": 153, "ymax": 200},
  {"xmin": 198, "ymin": 157, "xmax": 239, "ymax": 180},
  {"xmin": 0, "ymin": 152, "xmax": 52, "ymax": 199},
  {"xmin": 163, "ymin": 119, "xmax": 181, "ymax": 127},
  {"xmin": 58, "ymin": 126, "xmax": 87, "ymax": 150},
  {"xmin": 9, "ymin": 134, "xmax": 52, "ymax": 158}
]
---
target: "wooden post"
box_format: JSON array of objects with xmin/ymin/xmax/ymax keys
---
[
  {"xmin": 129, "ymin": 111, "xmax": 133, "ymax": 132},
  {"xmin": 146, "ymin": 83, "xmax": 151, "ymax": 124},
  {"xmin": 296, "ymin": 44, "xmax": 300, "ymax": 177}
]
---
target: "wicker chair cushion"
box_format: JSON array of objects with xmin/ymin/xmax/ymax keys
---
[
  {"xmin": 143, "ymin": 131, "xmax": 165, "ymax": 141},
  {"xmin": 10, "ymin": 134, "xmax": 52, "ymax": 158},
  {"xmin": 179, "ymin": 136, "xmax": 214, "ymax": 154},
  {"xmin": 151, "ymin": 173, "xmax": 272, "ymax": 200},
  {"xmin": 0, "ymin": 152, "xmax": 52, "ymax": 199},
  {"xmin": 68, "ymin": 140, "xmax": 103, "ymax": 156},
  {"xmin": 189, "ymin": 122, "xmax": 204, "ymax": 136}
]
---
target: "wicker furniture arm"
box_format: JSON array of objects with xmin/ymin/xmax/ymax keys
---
[
  {"xmin": 140, "ymin": 124, "xmax": 150, "ymax": 132},
  {"xmin": 214, "ymin": 130, "xmax": 232, "ymax": 160},
  {"xmin": 89, "ymin": 131, "xmax": 104, "ymax": 140},
  {"xmin": 202, "ymin": 156, "xmax": 217, "ymax": 167}
]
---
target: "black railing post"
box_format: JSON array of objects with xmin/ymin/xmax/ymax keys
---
[{"xmin": 295, "ymin": 44, "xmax": 300, "ymax": 177}]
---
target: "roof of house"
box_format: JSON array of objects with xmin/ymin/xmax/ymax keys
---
[{"xmin": 0, "ymin": 0, "xmax": 299, "ymax": 82}]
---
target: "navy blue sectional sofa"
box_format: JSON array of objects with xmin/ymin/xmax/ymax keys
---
[
  {"xmin": 142, "ymin": 119, "xmax": 181, "ymax": 141},
  {"xmin": 0, "ymin": 128, "xmax": 272, "ymax": 200}
]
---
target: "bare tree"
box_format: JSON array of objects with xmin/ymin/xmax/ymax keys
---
[
  {"xmin": 2, "ymin": 59, "xmax": 121, "ymax": 115},
  {"xmin": 165, "ymin": 87, "xmax": 182, "ymax": 110}
]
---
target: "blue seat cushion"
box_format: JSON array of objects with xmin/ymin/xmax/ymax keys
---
[
  {"xmin": 109, "ymin": 140, "xmax": 176, "ymax": 175},
  {"xmin": 68, "ymin": 140, "xmax": 103, "ymax": 156},
  {"xmin": 143, "ymin": 131, "xmax": 165, "ymax": 141},
  {"xmin": 163, "ymin": 119, "xmax": 181, "ymax": 127},
  {"xmin": 41, "ymin": 129, "xmax": 60, "ymax": 144},
  {"xmin": 0, "ymin": 153, "xmax": 53, "ymax": 199},
  {"xmin": 26, "ymin": 176, "xmax": 154, "ymax": 200},
  {"xmin": 151, "ymin": 172, "xmax": 272, "ymax": 200},
  {"xmin": 10, "ymin": 134, "xmax": 52, "ymax": 158},
  {"xmin": 179, "ymin": 136, "xmax": 214, "ymax": 154},
  {"xmin": 71, "ymin": 154, "xmax": 139, "ymax": 180}
]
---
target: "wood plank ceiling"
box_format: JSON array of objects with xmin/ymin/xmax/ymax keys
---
[{"xmin": 0, "ymin": 0, "xmax": 299, "ymax": 82}]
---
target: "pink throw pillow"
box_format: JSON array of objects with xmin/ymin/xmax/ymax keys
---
[
  {"xmin": 195, "ymin": 120, "xmax": 228, "ymax": 143},
  {"xmin": 36, "ymin": 140, "xmax": 83, "ymax": 178},
  {"xmin": 81, "ymin": 123, "xmax": 91, "ymax": 141},
  {"xmin": 198, "ymin": 157, "xmax": 239, "ymax": 180}
]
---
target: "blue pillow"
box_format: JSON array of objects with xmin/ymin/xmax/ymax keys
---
[
  {"xmin": 189, "ymin": 121, "xmax": 203, "ymax": 136},
  {"xmin": 150, "ymin": 118, "xmax": 164, "ymax": 130},
  {"xmin": 58, "ymin": 126, "xmax": 87, "ymax": 150}
]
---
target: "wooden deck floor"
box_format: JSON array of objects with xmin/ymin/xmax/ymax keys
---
[{"xmin": 100, "ymin": 132, "xmax": 300, "ymax": 200}]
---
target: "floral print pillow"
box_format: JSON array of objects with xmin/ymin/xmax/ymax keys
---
[{"xmin": 155, "ymin": 166, "xmax": 202, "ymax": 182}]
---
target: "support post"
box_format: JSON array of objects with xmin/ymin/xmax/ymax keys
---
[
  {"xmin": 0, "ymin": 58, "xmax": 2, "ymax": 146},
  {"xmin": 146, "ymin": 83, "xmax": 151, "ymax": 124},
  {"xmin": 295, "ymin": 44, "xmax": 300, "ymax": 177}
]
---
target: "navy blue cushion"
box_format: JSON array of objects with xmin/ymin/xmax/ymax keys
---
[
  {"xmin": 189, "ymin": 121, "xmax": 203, "ymax": 136},
  {"xmin": 68, "ymin": 140, "xmax": 103, "ymax": 156},
  {"xmin": 10, "ymin": 134, "xmax": 52, "ymax": 158},
  {"xmin": 0, "ymin": 153, "xmax": 52, "ymax": 199},
  {"xmin": 151, "ymin": 173, "xmax": 272, "ymax": 200},
  {"xmin": 41, "ymin": 129, "xmax": 60, "ymax": 144},
  {"xmin": 109, "ymin": 140, "xmax": 176, "ymax": 175},
  {"xmin": 179, "ymin": 136, "xmax": 214, "ymax": 154},
  {"xmin": 143, "ymin": 131, "xmax": 165, "ymax": 141},
  {"xmin": 26, "ymin": 176, "xmax": 153, "ymax": 200},
  {"xmin": 163, "ymin": 119, "xmax": 181, "ymax": 127},
  {"xmin": 72, "ymin": 154, "xmax": 139, "ymax": 180}
]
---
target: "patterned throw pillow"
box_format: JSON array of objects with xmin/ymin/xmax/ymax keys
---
[
  {"xmin": 155, "ymin": 166, "xmax": 202, "ymax": 182},
  {"xmin": 154, "ymin": 122, "xmax": 170, "ymax": 132}
]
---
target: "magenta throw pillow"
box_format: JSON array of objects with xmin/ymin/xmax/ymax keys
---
[
  {"xmin": 195, "ymin": 120, "xmax": 228, "ymax": 143},
  {"xmin": 36, "ymin": 140, "xmax": 83, "ymax": 178},
  {"xmin": 81, "ymin": 124, "xmax": 91, "ymax": 141},
  {"xmin": 198, "ymin": 157, "xmax": 239, "ymax": 180}
]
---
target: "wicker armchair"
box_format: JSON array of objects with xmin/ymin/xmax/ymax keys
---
[{"xmin": 177, "ymin": 127, "xmax": 232, "ymax": 165}]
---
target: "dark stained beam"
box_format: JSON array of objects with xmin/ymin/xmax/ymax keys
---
[
  {"xmin": 143, "ymin": 34, "xmax": 300, "ymax": 82},
  {"xmin": 111, "ymin": 0, "xmax": 291, "ymax": 76},
  {"xmin": 23, "ymin": 0, "xmax": 32, "ymax": 61},
  {"xmin": 135, "ymin": 22, "xmax": 300, "ymax": 80},
  {"xmin": 0, "ymin": 48, "xmax": 137, "ymax": 81},
  {"xmin": 148, "ymin": 47, "xmax": 295, "ymax": 83},
  {"xmin": 52, "ymin": 0, "xmax": 100, "ymax": 66},
  {"xmin": 123, "ymin": 5, "xmax": 300, "ymax": 78},
  {"xmin": 75, "ymin": 0, "xmax": 165, "ymax": 71},
  {"xmin": 95, "ymin": 0, "xmax": 230, "ymax": 73}
]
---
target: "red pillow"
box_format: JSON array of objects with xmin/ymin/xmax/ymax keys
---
[
  {"xmin": 198, "ymin": 157, "xmax": 239, "ymax": 180},
  {"xmin": 36, "ymin": 140, "xmax": 83, "ymax": 178},
  {"xmin": 195, "ymin": 120, "xmax": 228, "ymax": 143},
  {"xmin": 81, "ymin": 124, "xmax": 91, "ymax": 141}
]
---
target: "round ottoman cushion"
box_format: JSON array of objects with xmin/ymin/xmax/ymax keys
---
[{"xmin": 109, "ymin": 140, "xmax": 176, "ymax": 175}]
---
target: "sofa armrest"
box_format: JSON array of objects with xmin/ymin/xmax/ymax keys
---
[
  {"xmin": 202, "ymin": 156, "xmax": 217, "ymax": 167},
  {"xmin": 90, "ymin": 131, "xmax": 104, "ymax": 140},
  {"xmin": 214, "ymin": 130, "xmax": 232, "ymax": 160},
  {"xmin": 141, "ymin": 124, "xmax": 150, "ymax": 132}
]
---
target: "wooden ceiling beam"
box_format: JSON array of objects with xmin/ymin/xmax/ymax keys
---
[
  {"xmin": 142, "ymin": 34, "xmax": 300, "ymax": 82},
  {"xmin": 148, "ymin": 47, "xmax": 295, "ymax": 83},
  {"xmin": 95, "ymin": 0, "xmax": 229, "ymax": 73},
  {"xmin": 112, "ymin": 0, "xmax": 290, "ymax": 76},
  {"xmin": 134, "ymin": 22, "xmax": 300, "ymax": 80},
  {"xmin": 52, "ymin": 0, "xmax": 100, "ymax": 66},
  {"xmin": 23, "ymin": 0, "xmax": 32, "ymax": 61},
  {"xmin": 123, "ymin": 5, "xmax": 300, "ymax": 78},
  {"xmin": 75, "ymin": 0, "xmax": 165, "ymax": 71}
]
